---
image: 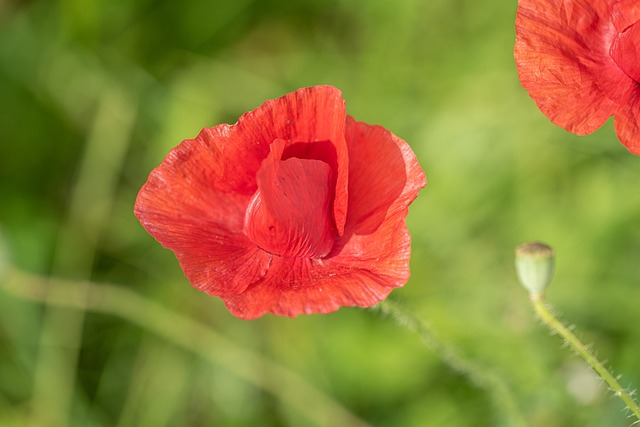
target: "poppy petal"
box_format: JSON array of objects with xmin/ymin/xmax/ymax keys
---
[
  {"xmin": 610, "ymin": 21, "xmax": 640, "ymax": 83},
  {"xmin": 135, "ymin": 131, "xmax": 246, "ymax": 232},
  {"xmin": 135, "ymin": 133, "xmax": 272, "ymax": 296},
  {"xmin": 223, "ymin": 118, "xmax": 426, "ymax": 319},
  {"xmin": 219, "ymin": 86, "xmax": 349, "ymax": 235},
  {"xmin": 514, "ymin": 0, "xmax": 635, "ymax": 134},
  {"xmin": 614, "ymin": 91, "xmax": 640, "ymax": 154},
  {"xmin": 222, "ymin": 257, "xmax": 397, "ymax": 319},
  {"xmin": 610, "ymin": 0, "xmax": 640, "ymax": 32},
  {"xmin": 149, "ymin": 219, "xmax": 271, "ymax": 297},
  {"xmin": 244, "ymin": 140, "xmax": 336, "ymax": 258},
  {"xmin": 329, "ymin": 117, "xmax": 425, "ymax": 286},
  {"xmin": 341, "ymin": 117, "xmax": 425, "ymax": 235}
]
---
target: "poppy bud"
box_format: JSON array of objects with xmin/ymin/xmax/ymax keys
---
[{"xmin": 515, "ymin": 242, "xmax": 554, "ymax": 297}]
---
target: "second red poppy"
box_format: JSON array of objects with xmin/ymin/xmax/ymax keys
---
[{"xmin": 515, "ymin": 0, "xmax": 640, "ymax": 154}]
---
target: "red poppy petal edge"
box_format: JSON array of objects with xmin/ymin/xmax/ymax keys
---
[
  {"xmin": 341, "ymin": 117, "xmax": 425, "ymax": 236},
  {"xmin": 135, "ymin": 131, "xmax": 251, "ymax": 233},
  {"xmin": 137, "ymin": 216, "xmax": 272, "ymax": 297},
  {"xmin": 514, "ymin": 0, "xmax": 634, "ymax": 134},
  {"xmin": 324, "ymin": 117, "xmax": 425, "ymax": 302},
  {"xmin": 614, "ymin": 91, "xmax": 640, "ymax": 155},
  {"xmin": 222, "ymin": 257, "xmax": 397, "ymax": 319},
  {"xmin": 135, "ymin": 131, "xmax": 272, "ymax": 296}
]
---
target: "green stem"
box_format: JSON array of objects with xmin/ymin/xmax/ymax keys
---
[
  {"xmin": 374, "ymin": 300, "xmax": 528, "ymax": 427},
  {"xmin": 530, "ymin": 293, "xmax": 640, "ymax": 421}
]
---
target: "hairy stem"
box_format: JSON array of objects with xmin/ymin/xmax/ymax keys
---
[
  {"xmin": 374, "ymin": 299, "xmax": 528, "ymax": 427},
  {"xmin": 530, "ymin": 293, "xmax": 640, "ymax": 422}
]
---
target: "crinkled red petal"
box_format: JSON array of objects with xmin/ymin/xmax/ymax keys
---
[
  {"xmin": 135, "ymin": 130, "xmax": 246, "ymax": 232},
  {"xmin": 340, "ymin": 117, "xmax": 426, "ymax": 236},
  {"xmin": 222, "ymin": 257, "xmax": 399, "ymax": 319},
  {"xmin": 244, "ymin": 140, "xmax": 336, "ymax": 258},
  {"xmin": 614, "ymin": 90, "xmax": 640, "ymax": 154},
  {"xmin": 134, "ymin": 131, "xmax": 272, "ymax": 296},
  {"xmin": 328, "ymin": 117, "xmax": 425, "ymax": 283},
  {"xmin": 610, "ymin": 22, "xmax": 640, "ymax": 83},
  {"xmin": 515, "ymin": 0, "xmax": 635, "ymax": 134},
  {"xmin": 220, "ymin": 86, "xmax": 349, "ymax": 235},
  {"xmin": 148, "ymin": 219, "xmax": 271, "ymax": 297},
  {"xmin": 221, "ymin": 117, "xmax": 425, "ymax": 319},
  {"xmin": 610, "ymin": 0, "xmax": 640, "ymax": 32}
]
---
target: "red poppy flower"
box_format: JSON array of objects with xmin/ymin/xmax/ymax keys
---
[
  {"xmin": 135, "ymin": 86, "xmax": 426, "ymax": 319},
  {"xmin": 514, "ymin": 0, "xmax": 640, "ymax": 154}
]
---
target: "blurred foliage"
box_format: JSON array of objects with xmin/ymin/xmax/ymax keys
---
[{"xmin": 1, "ymin": 0, "xmax": 640, "ymax": 426}]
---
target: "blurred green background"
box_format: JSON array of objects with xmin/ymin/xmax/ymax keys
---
[{"xmin": 1, "ymin": 0, "xmax": 639, "ymax": 426}]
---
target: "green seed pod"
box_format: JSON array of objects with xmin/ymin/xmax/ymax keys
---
[{"xmin": 515, "ymin": 242, "xmax": 554, "ymax": 296}]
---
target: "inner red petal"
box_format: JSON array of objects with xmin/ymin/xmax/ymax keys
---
[
  {"xmin": 610, "ymin": 0, "xmax": 640, "ymax": 32},
  {"xmin": 610, "ymin": 22, "xmax": 640, "ymax": 83},
  {"xmin": 244, "ymin": 151, "xmax": 337, "ymax": 259},
  {"xmin": 282, "ymin": 140, "xmax": 337, "ymax": 170}
]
